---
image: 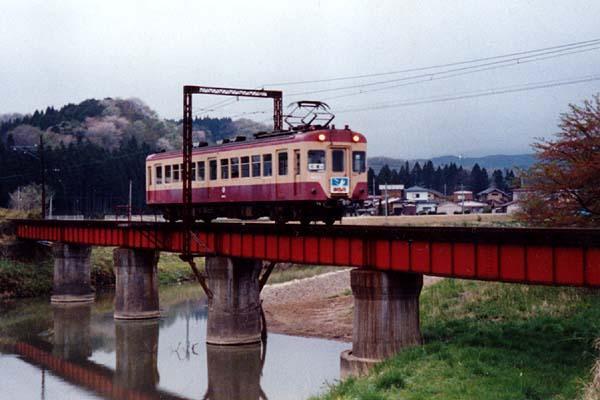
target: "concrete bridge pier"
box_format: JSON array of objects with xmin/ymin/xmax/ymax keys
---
[
  {"xmin": 51, "ymin": 243, "xmax": 94, "ymax": 303},
  {"xmin": 341, "ymin": 269, "xmax": 423, "ymax": 378},
  {"xmin": 52, "ymin": 302, "xmax": 92, "ymax": 361},
  {"xmin": 115, "ymin": 320, "xmax": 160, "ymax": 391},
  {"xmin": 113, "ymin": 248, "xmax": 160, "ymax": 320},
  {"xmin": 205, "ymin": 256, "xmax": 263, "ymax": 345}
]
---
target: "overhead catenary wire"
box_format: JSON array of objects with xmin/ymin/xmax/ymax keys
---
[
  {"xmin": 263, "ymin": 37, "xmax": 600, "ymax": 86},
  {"xmin": 320, "ymin": 45, "xmax": 600, "ymax": 102},
  {"xmin": 286, "ymin": 43, "xmax": 600, "ymax": 97},
  {"xmin": 335, "ymin": 74, "xmax": 600, "ymax": 113}
]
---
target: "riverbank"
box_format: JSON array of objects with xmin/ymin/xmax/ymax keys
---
[
  {"xmin": 262, "ymin": 270, "xmax": 441, "ymax": 341},
  {"xmin": 304, "ymin": 278, "xmax": 600, "ymax": 400}
]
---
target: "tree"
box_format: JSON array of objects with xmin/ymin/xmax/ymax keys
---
[
  {"xmin": 520, "ymin": 94, "xmax": 600, "ymax": 226},
  {"xmin": 8, "ymin": 183, "xmax": 50, "ymax": 212},
  {"xmin": 491, "ymin": 169, "xmax": 505, "ymax": 191},
  {"xmin": 468, "ymin": 164, "xmax": 489, "ymax": 193}
]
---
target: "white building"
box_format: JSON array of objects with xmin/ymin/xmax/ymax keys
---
[{"xmin": 404, "ymin": 186, "xmax": 444, "ymax": 202}]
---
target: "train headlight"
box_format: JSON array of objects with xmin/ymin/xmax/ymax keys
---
[
  {"xmin": 318, "ymin": 133, "xmax": 326, "ymax": 141},
  {"xmin": 352, "ymin": 135, "xmax": 360, "ymax": 142}
]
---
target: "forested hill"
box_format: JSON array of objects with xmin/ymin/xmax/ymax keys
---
[
  {"xmin": 0, "ymin": 98, "xmax": 268, "ymax": 214},
  {"xmin": 0, "ymin": 97, "xmax": 269, "ymax": 151}
]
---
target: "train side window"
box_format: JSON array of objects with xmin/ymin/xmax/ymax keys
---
[
  {"xmin": 352, "ymin": 151, "xmax": 366, "ymax": 173},
  {"xmin": 165, "ymin": 165, "xmax": 172, "ymax": 183},
  {"xmin": 191, "ymin": 162, "xmax": 196, "ymax": 181},
  {"xmin": 221, "ymin": 159, "xmax": 229, "ymax": 179},
  {"xmin": 252, "ymin": 155, "xmax": 261, "ymax": 177},
  {"xmin": 147, "ymin": 167, "xmax": 152, "ymax": 186},
  {"xmin": 278, "ymin": 151, "xmax": 288, "ymax": 176},
  {"xmin": 198, "ymin": 161, "xmax": 205, "ymax": 181},
  {"xmin": 332, "ymin": 149, "xmax": 345, "ymax": 172},
  {"xmin": 209, "ymin": 160, "xmax": 217, "ymax": 180},
  {"xmin": 263, "ymin": 154, "xmax": 272, "ymax": 177},
  {"xmin": 173, "ymin": 164, "xmax": 180, "ymax": 182},
  {"xmin": 155, "ymin": 165, "xmax": 162, "ymax": 185},
  {"xmin": 231, "ymin": 157, "xmax": 240, "ymax": 179},
  {"xmin": 241, "ymin": 156, "xmax": 250, "ymax": 178},
  {"xmin": 307, "ymin": 150, "xmax": 325, "ymax": 172}
]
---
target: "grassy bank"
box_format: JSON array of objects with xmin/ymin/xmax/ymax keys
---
[
  {"xmin": 0, "ymin": 258, "xmax": 53, "ymax": 299},
  {"xmin": 314, "ymin": 280, "xmax": 600, "ymax": 400}
]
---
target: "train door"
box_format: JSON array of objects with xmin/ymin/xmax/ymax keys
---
[
  {"xmin": 275, "ymin": 149, "xmax": 288, "ymax": 200},
  {"xmin": 330, "ymin": 147, "xmax": 350, "ymax": 195},
  {"xmin": 293, "ymin": 149, "xmax": 301, "ymax": 197},
  {"xmin": 207, "ymin": 157, "xmax": 217, "ymax": 201}
]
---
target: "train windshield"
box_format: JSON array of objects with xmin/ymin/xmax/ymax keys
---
[
  {"xmin": 308, "ymin": 150, "xmax": 325, "ymax": 171},
  {"xmin": 332, "ymin": 149, "xmax": 345, "ymax": 172},
  {"xmin": 352, "ymin": 151, "xmax": 366, "ymax": 173}
]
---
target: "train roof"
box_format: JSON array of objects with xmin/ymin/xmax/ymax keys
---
[{"xmin": 146, "ymin": 126, "xmax": 366, "ymax": 161}]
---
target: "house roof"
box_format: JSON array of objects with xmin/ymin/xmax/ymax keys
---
[
  {"xmin": 477, "ymin": 187, "xmax": 509, "ymax": 196},
  {"xmin": 460, "ymin": 201, "xmax": 488, "ymax": 207},
  {"xmin": 405, "ymin": 186, "xmax": 445, "ymax": 197},
  {"xmin": 405, "ymin": 185, "xmax": 428, "ymax": 192}
]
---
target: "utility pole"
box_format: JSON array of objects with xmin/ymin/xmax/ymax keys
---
[
  {"xmin": 39, "ymin": 135, "xmax": 46, "ymax": 219},
  {"xmin": 128, "ymin": 179, "xmax": 132, "ymax": 221},
  {"xmin": 460, "ymin": 183, "xmax": 465, "ymax": 214},
  {"xmin": 384, "ymin": 183, "xmax": 389, "ymax": 217}
]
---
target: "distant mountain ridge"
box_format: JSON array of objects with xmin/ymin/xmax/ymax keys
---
[{"xmin": 368, "ymin": 154, "xmax": 535, "ymax": 172}]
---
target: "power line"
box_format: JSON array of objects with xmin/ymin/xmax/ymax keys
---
[
  {"xmin": 0, "ymin": 148, "xmax": 151, "ymax": 181},
  {"xmin": 287, "ymin": 43, "xmax": 600, "ymax": 97},
  {"xmin": 320, "ymin": 45, "xmax": 600, "ymax": 101},
  {"xmin": 335, "ymin": 74, "xmax": 600, "ymax": 113},
  {"xmin": 264, "ymin": 37, "xmax": 600, "ymax": 86}
]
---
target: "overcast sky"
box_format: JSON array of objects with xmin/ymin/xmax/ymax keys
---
[{"xmin": 1, "ymin": 0, "xmax": 599, "ymax": 158}]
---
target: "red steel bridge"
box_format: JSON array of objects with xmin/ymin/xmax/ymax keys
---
[{"xmin": 14, "ymin": 219, "xmax": 600, "ymax": 288}]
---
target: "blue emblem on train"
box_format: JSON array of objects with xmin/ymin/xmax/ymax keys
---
[{"xmin": 330, "ymin": 177, "xmax": 350, "ymax": 193}]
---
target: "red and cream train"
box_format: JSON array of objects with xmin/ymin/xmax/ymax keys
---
[{"xmin": 145, "ymin": 126, "xmax": 368, "ymax": 224}]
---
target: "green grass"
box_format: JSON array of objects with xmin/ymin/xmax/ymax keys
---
[
  {"xmin": 91, "ymin": 247, "xmax": 197, "ymax": 286},
  {"xmin": 313, "ymin": 280, "xmax": 600, "ymax": 400}
]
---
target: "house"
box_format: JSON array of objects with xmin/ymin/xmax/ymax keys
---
[
  {"xmin": 404, "ymin": 186, "xmax": 445, "ymax": 202},
  {"xmin": 453, "ymin": 190, "xmax": 473, "ymax": 203},
  {"xmin": 460, "ymin": 200, "xmax": 489, "ymax": 213},
  {"xmin": 416, "ymin": 202, "xmax": 438, "ymax": 215},
  {"xmin": 511, "ymin": 188, "xmax": 532, "ymax": 202},
  {"xmin": 437, "ymin": 201, "xmax": 463, "ymax": 215},
  {"xmin": 477, "ymin": 187, "xmax": 510, "ymax": 206},
  {"xmin": 494, "ymin": 200, "xmax": 521, "ymax": 214},
  {"xmin": 378, "ymin": 184, "xmax": 404, "ymax": 198}
]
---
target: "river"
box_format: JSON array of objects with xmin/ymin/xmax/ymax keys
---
[{"xmin": 0, "ymin": 284, "xmax": 348, "ymax": 399}]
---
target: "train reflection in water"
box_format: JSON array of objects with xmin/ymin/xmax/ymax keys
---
[{"xmin": 0, "ymin": 286, "xmax": 346, "ymax": 400}]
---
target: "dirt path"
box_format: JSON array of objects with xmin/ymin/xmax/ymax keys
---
[{"xmin": 262, "ymin": 269, "xmax": 441, "ymax": 342}]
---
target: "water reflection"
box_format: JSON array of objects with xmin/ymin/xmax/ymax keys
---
[
  {"xmin": 115, "ymin": 320, "xmax": 160, "ymax": 391},
  {"xmin": 0, "ymin": 285, "xmax": 347, "ymax": 400},
  {"xmin": 52, "ymin": 303, "xmax": 92, "ymax": 361},
  {"xmin": 205, "ymin": 343, "xmax": 266, "ymax": 400}
]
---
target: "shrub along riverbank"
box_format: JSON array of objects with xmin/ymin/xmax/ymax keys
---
[{"xmin": 313, "ymin": 280, "xmax": 600, "ymax": 400}]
